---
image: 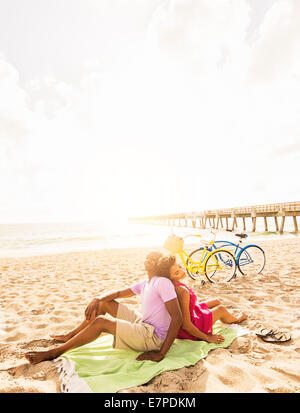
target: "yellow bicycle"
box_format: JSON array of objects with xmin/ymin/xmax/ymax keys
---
[{"xmin": 163, "ymin": 232, "xmax": 237, "ymax": 283}]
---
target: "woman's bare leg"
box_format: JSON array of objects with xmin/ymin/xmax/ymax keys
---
[
  {"xmin": 51, "ymin": 300, "xmax": 120, "ymax": 342},
  {"xmin": 26, "ymin": 316, "xmax": 116, "ymax": 365},
  {"xmin": 211, "ymin": 305, "xmax": 247, "ymax": 324},
  {"xmin": 204, "ymin": 298, "xmax": 221, "ymax": 309}
]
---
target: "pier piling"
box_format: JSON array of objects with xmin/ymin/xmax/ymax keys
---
[
  {"xmin": 252, "ymin": 217, "xmax": 256, "ymax": 232},
  {"xmin": 274, "ymin": 216, "xmax": 279, "ymax": 231},
  {"xmin": 264, "ymin": 217, "xmax": 268, "ymax": 232},
  {"xmin": 293, "ymin": 216, "xmax": 298, "ymax": 232},
  {"xmin": 280, "ymin": 216, "xmax": 285, "ymax": 234}
]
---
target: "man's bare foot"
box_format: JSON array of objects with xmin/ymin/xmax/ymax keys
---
[
  {"xmin": 236, "ymin": 312, "xmax": 247, "ymax": 323},
  {"xmin": 50, "ymin": 333, "xmax": 72, "ymax": 343},
  {"xmin": 25, "ymin": 348, "xmax": 58, "ymax": 365}
]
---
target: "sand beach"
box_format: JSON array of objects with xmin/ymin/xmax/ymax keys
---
[{"xmin": 0, "ymin": 237, "xmax": 299, "ymax": 393}]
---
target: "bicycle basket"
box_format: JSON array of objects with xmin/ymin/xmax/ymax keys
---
[{"xmin": 163, "ymin": 235, "xmax": 184, "ymax": 254}]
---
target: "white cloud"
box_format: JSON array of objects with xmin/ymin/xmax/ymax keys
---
[
  {"xmin": 249, "ymin": 0, "xmax": 300, "ymax": 81},
  {"xmin": 147, "ymin": 0, "xmax": 251, "ymax": 79},
  {"xmin": 142, "ymin": 0, "xmax": 300, "ymax": 203},
  {"xmin": 0, "ymin": 0, "xmax": 299, "ymax": 222},
  {"xmin": 0, "ymin": 56, "xmax": 33, "ymax": 179}
]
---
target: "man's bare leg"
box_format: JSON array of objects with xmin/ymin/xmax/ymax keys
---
[
  {"xmin": 50, "ymin": 300, "xmax": 119, "ymax": 342},
  {"xmin": 26, "ymin": 316, "xmax": 116, "ymax": 365},
  {"xmin": 50, "ymin": 318, "xmax": 92, "ymax": 342}
]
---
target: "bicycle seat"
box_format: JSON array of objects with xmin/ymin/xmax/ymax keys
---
[{"xmin": 235, "ymin": 233, "xmax": 248, "ymax": 239}]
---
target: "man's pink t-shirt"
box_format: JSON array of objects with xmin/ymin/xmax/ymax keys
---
[{"xmin": 130, "ymin": 276, "xmax": 177, "ymax": 341}]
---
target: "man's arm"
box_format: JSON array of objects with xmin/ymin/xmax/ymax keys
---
[
  {"xmin": 85, "ymin": 288, "xmax": 136, "ymax": 321},
  {"xmin": 95, "ymin": 288, "xmax": 136, "ymax": 302},
  {"xmin": 136, "ymin": 297, "xmax": 183, "ymax": 362}
]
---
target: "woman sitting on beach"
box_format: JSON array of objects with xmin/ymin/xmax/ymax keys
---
[{"xmin": 155, "ymin": 255, "xmax": 247, "ymax": 344}]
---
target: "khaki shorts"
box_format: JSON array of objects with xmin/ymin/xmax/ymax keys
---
[{"xmin": 114, "ymin": 303, "xmax": 163, "ymax": 352}]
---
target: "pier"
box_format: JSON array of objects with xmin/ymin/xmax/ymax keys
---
[{"xmin": 130, "ymin": 201, "xmax": 300, "ymax": 233}]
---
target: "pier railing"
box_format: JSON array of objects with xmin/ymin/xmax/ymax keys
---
[{"xmin": 130, "ymin": 201, "xmax": 300, "ymax": 233}]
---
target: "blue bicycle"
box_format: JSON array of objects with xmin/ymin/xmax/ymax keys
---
[{"xmin": 186, "ymin": 231, "xmax": 265, "ymax": 282}]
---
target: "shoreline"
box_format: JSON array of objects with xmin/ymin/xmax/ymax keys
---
[
  {"xmin": 0, "ymin": 230, "xmax": 299, "ymax": 260},
  {"xmin": 1, "ymin": 237, "xmax": 300, "ymax": 393}
]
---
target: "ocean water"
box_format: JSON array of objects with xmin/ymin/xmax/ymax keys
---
[
  {"xmin": 0, "ymin": 217, "xmax": 298, "ymax": 258},
  {"xmin": 0, "ymin": 221, "xmax": 172, "ymax": 258}
]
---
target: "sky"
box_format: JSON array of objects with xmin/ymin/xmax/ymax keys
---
[{"xmin": 0, "ymin": 0, "xmax": 299, "ymax": 223}]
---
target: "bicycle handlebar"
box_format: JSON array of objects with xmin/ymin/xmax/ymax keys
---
[
  {"xmin": 182, "ymin": 234, "xmax": 202, "ymax": 239},
  {"xmin": 179, "ymin": 229, "xmax": 217, "ymax": 241}
]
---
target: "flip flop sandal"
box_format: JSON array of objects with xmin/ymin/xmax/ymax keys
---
[
  {"xmin": 261, "ymin": 332, "xmax": 291, "ymax": 343},
  {"xmin": 256, "ymin": 328, "xmax": 280, "ymax": 338}
]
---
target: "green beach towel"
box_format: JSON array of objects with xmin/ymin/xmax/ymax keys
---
[{"xmin": 54, "ymin": 324, "xmax": 247, "ymax": 393}]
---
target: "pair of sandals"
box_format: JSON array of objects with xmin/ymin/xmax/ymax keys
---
[{"xmin": 256, "ymin": 328, "xmax": 291, "ymax": 343}]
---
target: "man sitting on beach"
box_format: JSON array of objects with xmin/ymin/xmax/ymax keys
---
[{"xmin": 25, "ymin": 251, "xmax": 183, "ymax": 364}]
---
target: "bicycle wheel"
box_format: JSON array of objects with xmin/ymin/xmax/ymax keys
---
[
  {"xmin": 204, "ymin": 249, "xmax": 236, "ymax": 283},
  {"xmin": 185, "ymin": 247, "xmax": 209, "ymax": 280},
  {"xmin": 237, "ymin": 245, "xmax": 265, "ymax": 275}
]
